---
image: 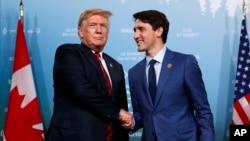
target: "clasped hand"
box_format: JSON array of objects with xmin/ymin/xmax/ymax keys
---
[{"xmin": 118, "ymin": 109, "xmax": 134, "ymax": 129}]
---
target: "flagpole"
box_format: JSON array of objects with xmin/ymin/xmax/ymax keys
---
[{"xmin": 19, "ymin": 0, "xmax": 24, "ymax": 21}]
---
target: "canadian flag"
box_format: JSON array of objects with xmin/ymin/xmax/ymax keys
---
[{"xmin": 3, "ymin": 19, "xmax": 44, "ymax": 141}]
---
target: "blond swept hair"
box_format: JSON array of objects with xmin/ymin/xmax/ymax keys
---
[{"xmin": 78, "ymin": 8, "xmax": 112, "ymax": 27}]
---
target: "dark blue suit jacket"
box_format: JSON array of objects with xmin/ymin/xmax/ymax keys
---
[
  {"xmin": 46, "ymin": 43, "xmax": 129, "ymax": 141},
  {"xmin": 128, "ymin": 48, "xmax": 215, "ymax": 141}
]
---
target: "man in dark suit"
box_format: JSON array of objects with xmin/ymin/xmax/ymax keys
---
[
  {"xmin": 127, "ymin": 10, "xmax": 215, "ymax": 141},
  {"xmin": 46, "ymin": 8, "xmax": 133, "ymax": 141}
]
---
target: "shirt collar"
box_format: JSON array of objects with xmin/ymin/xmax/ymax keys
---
[
  {"xmin": 92, "ymin": 50, "xmax": 104, "ymax": 58},
  {"xmin": 146, "ymin": 47, "xmax": 167, "ymax": 65}
]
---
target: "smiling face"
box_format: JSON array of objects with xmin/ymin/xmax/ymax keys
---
[
  {"xmin": 78, "ymin": 15, "xmax": 109, "ymax": 52},
  {"xmin": 133, "ymin": 19, "xmax": 163, "ymax": 57}
]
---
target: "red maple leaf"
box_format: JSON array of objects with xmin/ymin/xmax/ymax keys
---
[{"xmin": 4, "ymin": 86, "xmax": 44, "ymax": 141}]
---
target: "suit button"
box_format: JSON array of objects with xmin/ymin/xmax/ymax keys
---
[{"xmin": 152, "ymin": 132, "xmax": 157, "ymax": 141}]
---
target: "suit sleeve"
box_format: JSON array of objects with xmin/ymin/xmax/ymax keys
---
[
  {"xmin": 53, "ymin": 44, "xmax": 120, "ymax": 119},
  {"xmin": 115, "ymin": 65, "xmax": 128, "ymax": 111},
  {"xmin": 184, "ymin": 55, "xmax": 215, "ymax": 141}
]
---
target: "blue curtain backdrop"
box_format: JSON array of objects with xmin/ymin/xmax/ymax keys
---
[{"xmin": 0, "ymin": 0, "xmax": 249, "ymax": 141}]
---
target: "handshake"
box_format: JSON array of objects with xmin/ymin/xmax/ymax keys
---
[{"xmin": 118, "ymin": 109, "xmax": 135, "ymax": 129}]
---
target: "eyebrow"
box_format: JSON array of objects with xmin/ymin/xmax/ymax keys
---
[{"xmin": 134, "ymin": 26, "xmax": 146, "ymax": 31}]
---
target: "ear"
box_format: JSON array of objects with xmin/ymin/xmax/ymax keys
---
[
  {"xmin": 78, "ymin": 27, "xmax": 83, "ymax": 38},
  {"xmin": 156, "ymin": 27, "xmax": 163, "ymax": 38}
]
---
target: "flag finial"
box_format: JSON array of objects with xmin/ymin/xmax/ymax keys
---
[
  {"xmin": 242, "ymin": 0, "xmax": 246, "ymax": 17},
  {"xmin": 19, "ymin": 0, "xmax": 24, "ymax": 21}
]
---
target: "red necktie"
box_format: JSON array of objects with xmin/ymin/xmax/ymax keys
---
[
  {"xmin": 94, "ymin": 52, "xmax": 112, "ymax": 96},
  {"xmin": 94, "ymin": 52, "xmax": 113, "ymax": 141}
]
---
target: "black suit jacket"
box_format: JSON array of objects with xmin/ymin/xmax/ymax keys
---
[{"xmin": 46, "ymin": 43, "xmax": 129, "ymax": 141}]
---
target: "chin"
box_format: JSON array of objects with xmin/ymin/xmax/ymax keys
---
[
  {"xmin": 137, "ymin": 46, "xmax": 145, "ymax": 51},
  {"xmin": 137, "ymin": 48, "xmax": 144, "ymax": 52}
]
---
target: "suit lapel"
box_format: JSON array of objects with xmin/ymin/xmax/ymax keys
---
[
  {"xmin": 139, "ymin": 58, "xmax": 155, "ymax": 106},
  {"xmin": 154, "ymin": 49, "xmax": 174, "ymax": 107},
  {"xmin": 79, "ymin": 44, "xmax": 98, "ymax": 68},
  {"xmin": 80, "ymin": 44, "xmax": 109, "ymax": 94},
  {"xmin": 103, "ymin": 54, "xmax": 115, "ymax": 96}
]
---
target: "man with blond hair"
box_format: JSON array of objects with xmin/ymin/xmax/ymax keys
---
[{"xmin": 46, "ymin": 8, "xmax": 132, "ymax": 141}]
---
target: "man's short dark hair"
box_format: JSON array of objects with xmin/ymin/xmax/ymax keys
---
[{"xmin": 133, "ymin": 10, "xmax": 169, "ymax": 44}]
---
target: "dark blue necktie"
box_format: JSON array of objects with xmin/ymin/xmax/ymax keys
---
[{"xmin": 148, "ymin": 59, "xmax": 157, "ymax": 104}]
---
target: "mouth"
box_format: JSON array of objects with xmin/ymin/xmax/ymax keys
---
[
  {"xmin": 136, "ymin": 40, "xmax": 143, "ymax": 46},
  {"xmin": 93, "ymin": 37, "xmax": 104, "ymax": 41}
]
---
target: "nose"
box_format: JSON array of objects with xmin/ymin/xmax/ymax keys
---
[
  {"xmin": 134, "ymin": 30, "xmax": 139, "ymax": 40},
  {"xmin": 95, "ymin": 25, "xmax": 102, "ymax": 33}
]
